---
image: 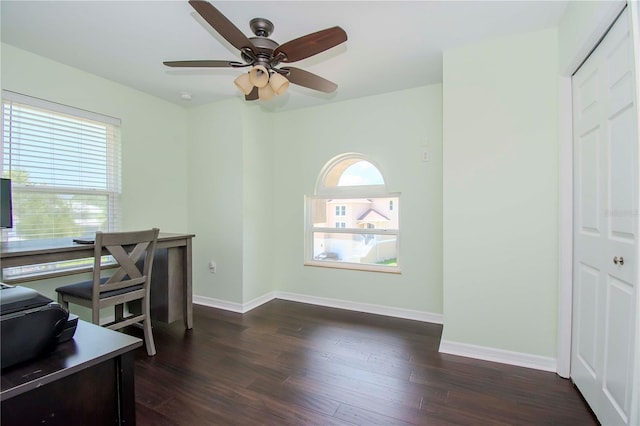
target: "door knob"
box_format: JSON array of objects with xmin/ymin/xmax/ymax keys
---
[{"xmin": 613, "ymin": 256, "xmax": 624, "ymax": 265}]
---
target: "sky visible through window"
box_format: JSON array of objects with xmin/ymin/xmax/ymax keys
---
[{"xmin": 337, "ymin": 161, "xmax": 384, "ymax": 186}]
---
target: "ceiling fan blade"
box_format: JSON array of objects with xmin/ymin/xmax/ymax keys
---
[
  {"xmin": 163, "ymin": 60, "xmax": 243, "ymax": 68},
  {"xmin": 274, "ymin": 27, "xmax": 347, "ymax": 63},
  {"xmin": 281, "ymin": 67, "xmax": 337, "ymax": 93},
  {"xmin": 188, "ymin": 0, "xmax": 255, "ymax": 52},
  {"xmin": 245, "ymin": 87, "xmax": 259, "ymax": 101}
]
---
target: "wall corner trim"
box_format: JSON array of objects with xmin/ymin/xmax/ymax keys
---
[{"xmin": 439, "ymin": 340, "xmax": 557, "ymax": 373}]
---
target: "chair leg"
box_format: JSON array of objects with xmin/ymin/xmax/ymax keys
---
[
  {"xmin": 92, "ymin": 306, "xmax": 100, "ymax": 325},
  {"xmin": 143, "ymin": 318, "xmax": 156, "ymax": 356},
  {"xmin": 142, "ymin": 297, "xmax": 156, "ymax": 356},
  {"xmin": 57, "ymin": 293, "xmax": 69, "ymax": 311}
]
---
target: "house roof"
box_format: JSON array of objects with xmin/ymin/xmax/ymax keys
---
[{"xmin": 357, "ymin": 209, "xmax": 390, "ymax": 223}]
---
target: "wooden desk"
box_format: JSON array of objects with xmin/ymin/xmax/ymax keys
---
[
  {"xmin": 1, "ymin": 320, "xmax": 142, "ymax": 426},
  {"xmin": 0, "ymin": 233, "xmax": 195, "ymax": 329}
]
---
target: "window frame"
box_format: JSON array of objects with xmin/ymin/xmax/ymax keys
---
[
  {"xmin": 1, "ymin": 90, "xmax": 121, "ymax": 281},
  {"xmin": 305, "ymin": 153, "xmax": 401, "ymax": 274}
]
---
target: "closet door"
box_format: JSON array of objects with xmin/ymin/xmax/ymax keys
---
[{"xmin": 572, "ymin": 7, "xmax": 639, "ymax": 426}]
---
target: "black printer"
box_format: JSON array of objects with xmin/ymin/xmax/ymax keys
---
[{"xmin": 0, "ymin": 283, "xmax": 78, "ymax": 369}]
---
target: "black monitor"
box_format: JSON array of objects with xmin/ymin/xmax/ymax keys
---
[{"xmin": 1, "ymin": 178, "xmax": 13, "ymax": 229}]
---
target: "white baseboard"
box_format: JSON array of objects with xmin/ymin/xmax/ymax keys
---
[
  {"xmin": 193, "ymin": 291, "xmax": 443, "ymax": 324},
  {"xmin": 439, "ymin": 339, "xmax": 557, "ymax": 372},
  {"xmin": 193, "ymin": 291, "xmax": 277, "ymax": 313},
  {"xmin": 274, "ymin": 291, "xmax": 443, "ymax": 324},
  {"xmin": 193, "ymin": 295, "xmax": 244, "ymax": 313},
  {"xmin": 243, "ymin": 291, "xmax": 277, "ymax": 312}
]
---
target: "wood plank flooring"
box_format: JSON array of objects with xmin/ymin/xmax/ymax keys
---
[{"xmin": 132, "ymin": 300, "xmax": 597, "ymax": 425}]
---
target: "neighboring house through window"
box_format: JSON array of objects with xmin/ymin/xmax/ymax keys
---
[
  {"xmin": 305, "ymin": 153, "xmax": 400, "ymax": 272},
  {"xmin": 1, "ymin": 90, "xmax": 121, "ymax": 280}
]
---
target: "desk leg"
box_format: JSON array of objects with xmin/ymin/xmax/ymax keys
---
[
  {"xmin": 117, "ymin": 351, "xmax": 136, "ymax": 426},
  {"xmin": 184, "ymin": 238, "xmax": 193, "ymax": 329},
  {"xmin": 166, "ymin": 241, "xmax": 193, "ymax": 330}
]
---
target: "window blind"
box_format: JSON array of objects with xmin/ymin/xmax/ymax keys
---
[{"xmin": 1, "ymin": 90, "xmax": 121, "ymax": 241}]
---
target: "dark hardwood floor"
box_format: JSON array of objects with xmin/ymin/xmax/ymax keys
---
[{"xmin": 132, "ymin": 300, "xmax": 597, "ymax": 425}]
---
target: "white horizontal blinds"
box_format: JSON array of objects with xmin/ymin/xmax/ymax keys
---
[{"xmin": 2, "ymin": 91, "xmax": 121, "ymax": 240}]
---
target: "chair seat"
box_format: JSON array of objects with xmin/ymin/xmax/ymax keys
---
[{"xmin": 56, "ymin": 277, "xmax": 142, "ymax": 301}]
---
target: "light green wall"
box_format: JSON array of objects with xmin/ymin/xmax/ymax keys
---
[
  {"xmin": 271, "ymin": 85, "xmax": 443, "ymax": 314},
  {"xmin": 186, "ymin": 101, "xmax": 276, "ymax": 305},
  {"xmin": 187, "ymin": 99, "xmax": 245, "ymax": 304},
  {"xmin": 1, "ymin": 44, "xmax": 189, "ymax": 234},
  {"xmin": 1, "ymin": 44, "xmax": 189, "ymax": 304},
  {"xmin": 441, "ymin": 28, "xmax": 559, "ymax": 357},
  {"xmin": 242, "ymin": 106, "xmax": 275, "ymax": 303},
  {"xmin": 186, "ymin": 87, "xmax": 442, "ymax": 312}
]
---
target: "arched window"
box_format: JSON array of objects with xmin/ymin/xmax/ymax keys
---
[{"xmin": 305, "ymin": 153, "xmax": 400, "ymax": 272}]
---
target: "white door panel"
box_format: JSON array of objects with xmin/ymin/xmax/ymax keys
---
[
  {"xmin": 609, "ymin": 104, "xmax": 637, "ymax": 240},
  {"xmin": 575, "ymin": 263, "xmax": 599, "ymax": 376},
  {"xmin": 572, "ymin": 7, "xmax": 638, "ymax": 426},
  {"xmin": 578, "ymin": 128, "xmax": 601, "ymax": 235}
]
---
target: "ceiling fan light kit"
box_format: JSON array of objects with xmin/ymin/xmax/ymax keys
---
[
  {"xmin": 248, "ymin": 65, "xmax": 270, "ymax": 88},
  {"xmin": 269, "ymin": 72, "xmax": 290, "ymax": 96},
  {"xmin": 258, "ymin": 84, "xmax": 276, "ymax": 101},
  {"xmin": 164, "ymin": 0, "xmax": 348, "ymax": 102},
  {"xmin": 233, "ymin": 73, "xmax": 253, "ymax": 95}
]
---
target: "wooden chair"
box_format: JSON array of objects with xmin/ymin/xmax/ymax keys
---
[{"xmin": 56, "ymin": 228, "xmax": 160, "ymax": 356}]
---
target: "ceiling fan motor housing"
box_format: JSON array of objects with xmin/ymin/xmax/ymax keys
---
[{"xmin": 240, "ymin": 18, "xmax": 284, "ymax": 69}]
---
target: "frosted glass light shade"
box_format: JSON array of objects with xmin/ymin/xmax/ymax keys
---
[
  {"xmin": 269, "ymin": 73, "xmax": 289, "ymax": 95},
  {"xmin": 258, "ymin": 84, "xmax": 275, "ymax": 101},
  {"xmin": 248, "ymin": 65, "xmax": 269, "ymax": 88},
  {"xmin": 234, "ymin": 73, "xmax": 253, "ymax": 95}
]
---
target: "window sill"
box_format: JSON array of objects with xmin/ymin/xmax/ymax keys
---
[
  {"xmin": 2, "ymin": 264, "xmax": 117, "ymax": 284},
  {"xmin": 304, "ymin": 260, "xmax": 401, "ymax": 274}
]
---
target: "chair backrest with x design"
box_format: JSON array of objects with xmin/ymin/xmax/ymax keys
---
[
  {"xmin": 56, "ymin": 228, "xmax": 160, "ymax": 356},
  {"xmin": 93, "ymin": 229, "xmax": 159, "ymax": 306}
]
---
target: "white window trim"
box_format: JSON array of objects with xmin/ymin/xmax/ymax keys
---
[
  {"xmin": 304, "ymin": 192, "xmax": 401, "ymax": 273},
  {"xmin": 307, "ymin": 153, "xmax": 400, "ymax": 273},
  {"xmin": 315, "ymin": 152, "xmax": 388, "ymax": 197}
]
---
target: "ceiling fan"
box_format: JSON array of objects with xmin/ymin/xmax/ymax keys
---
[{"xmin": 164, "ymin": 0, "xmax": 348, "ymax": 101}]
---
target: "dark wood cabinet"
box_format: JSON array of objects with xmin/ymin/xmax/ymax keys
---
[{"xmin": 1, "ymin": 321, "xmax": 141, "ymax": 426}]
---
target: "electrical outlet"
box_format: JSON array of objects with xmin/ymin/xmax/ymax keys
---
[
  {"xmin": 208, "ymin": 261, "xmax": 216, "ymax": 274},
  {"xmin": 421, "ymin": 148, "xmax": 430, "ymax": 162}
]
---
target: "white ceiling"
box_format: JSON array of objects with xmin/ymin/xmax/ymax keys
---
[{"xmin": 1, "ymin": 1, "xmax": 568, "ymax": 111}]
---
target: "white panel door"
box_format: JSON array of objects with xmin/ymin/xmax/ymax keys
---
[{"xmin": 572, "ymin": 7, "xmax": 639, "ymax": 426}]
